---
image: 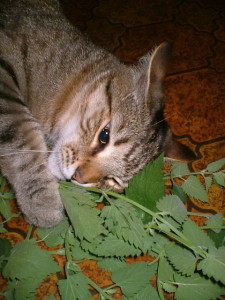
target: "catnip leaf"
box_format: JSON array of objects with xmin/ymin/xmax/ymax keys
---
[
  {"xmin": 158, "ymin": 256, "xmax": 174, "ymax": 283},
  {"xmin": 37, "ymin": 217, "xmax": 70, "ymax": 247},
  {"xmin": 3, "ymin": 239, "xmax": 61, "ymax": 281},
  {"xmin": 162, "ymin": 282, "xmax": 177, "ymax": 293},
  {"xmin": 207, "ymin": 158, "xmax": 225, "ymax": 173},
  {"xmin": 60, "ymin": 186, "xmax": 107, "ymax": 242},
  {"xmin": 0, "ymin": 198, "xmax": 11, "ymax": 220},
  {"xmin": 197, "ymin": 246, "xmax": 225, "ymax": 285},
  {"xmin": 92, "ymin": 233, "xmax": 141, "ymax": 257},
  {"xmin": 171, "ymin": 161, "xmax": 189, "ymax": 177},
  {"xmin": 98, "ymin": 258, "xmax": 126, "ymax": 273},
  {"xmin": 204, "ymin": 176, "xmax": 212, "ymax": 192},
  {"xmin": 156, "ymin": 195, "xmax": 187, "ymax": 224},
  {"xmin": 60, "ymin": 183, "xmax": 98, "ymax": 207},
  {"xmin": 0, "ymin": 224, "xmax": 6, "ymax": 233},
  {"xmin": 181, "ymin": 175, "xmax": 208, "ymax": 202},
  {"xmin": 58, "ymin": 273, "xmax": 92, "ymax": 300},
  {"xmin": 13, "ymin": 277, "xmax": 43, "ymax": 300},
  {"xmin": 174, "ymin": 273, "xmax": 225, "ymax": 300},
  {"xmin": 182, "ymin": 219, "xmax": 215, "ymax": 249},
  {"xmin": 213, "ymin": 172, "xmax": 225, "ymax": 187},
  {"xmin": 171, "ymin": 180, "xmax": 188, "ymax": 203},
  {"xmin": 71, "ymin": 235, "xmax": 97, "ymax": 261},
  {"xmin": 165, "ymin": 243, "xmax": 197, "ymax": 276},
  {"xmin": 0, "ymin": 238, "xmax": 12, "ymax": 271},
  {"xmin": 125, "ymin": 154, "xmax": 165, "ymax": 223},
  {"xmin": 123, "ymin": 284, "xmax": 160, "ymax": 300},
  {"xmin": 150, "ymin": 232, "xmax": 171, "ymax": 256},
  {"xmin": 111, "ymin": 262, "xmax": 157, "ymax": 297},
  {"xmin": 101, "ymin": 199, "xmax": 147, "ymax": 250},
  {"xmin": 207, "ymin": 230, "xmax": 225, "ymax": 248},
  {"xmin": 205, "ymin": 213, "xmax": 224, "ymax": 233}
]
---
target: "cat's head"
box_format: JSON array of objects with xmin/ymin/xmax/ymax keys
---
[{"xmin": 48, "ymin": 42, "xmax": 195, "ymax": 192}]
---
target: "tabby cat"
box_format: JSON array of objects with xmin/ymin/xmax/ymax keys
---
[{"xmin": 0, "ymin": 0, "xmax": 194, "ymax": 228}]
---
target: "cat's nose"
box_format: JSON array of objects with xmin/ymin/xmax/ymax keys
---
[{"xmin": 72, "ymin": 167, "xmax": 86, "ymax": 184}]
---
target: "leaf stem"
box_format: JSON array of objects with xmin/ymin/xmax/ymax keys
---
[
  {"xmin": 85, "ymin": 277, "xmax": 114, "ymax": 300},
  {"xmin": 25, "ymin": 225, "xmax": 33, "ymax": 240}
]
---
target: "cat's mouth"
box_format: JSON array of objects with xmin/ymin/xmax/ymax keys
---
[{"xmin": 71, "ymin": 176, "xmax": 125, "ymax": 193}]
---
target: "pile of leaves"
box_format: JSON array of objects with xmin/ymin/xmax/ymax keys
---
[{"xmin": 0, "ymin": 155, "xmax": 225, "ymax": 300}]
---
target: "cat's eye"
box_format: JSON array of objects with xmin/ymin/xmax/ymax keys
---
[{"xmin": 99, "ymin": 124, "xmax": 110, "ymax": 145}]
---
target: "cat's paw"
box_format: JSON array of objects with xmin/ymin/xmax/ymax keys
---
[{"xmin": 24, "ymin": 189, "xmax": 64, "ymax": 228}]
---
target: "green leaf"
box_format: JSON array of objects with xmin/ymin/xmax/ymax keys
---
[
  {"xmin": 125, "ymin": 154, "xmax": 165, "ymax": 223},
  {"xmin": 158, "ymin": 255, "xmax": 174, "ymax": 283},
  {"xmin": 71, "ymin": 235, "xmax": 97, "ymax": 261},
  {"xmin": 197, "ymin": 246, "xmax": 225, "ymax": 285},
  {"xmin": 111, "ymin": 262, "xmax": 156, "ymax": 297},
  {"xmin": 98, "ymin": 258, "xmax": 126, "ymax": 273},
  {"xmin": 205, "ymin": 213, "xmax": 224, "ymax": 233},
  {"xmin": 162, "ymin": 282, "xmax": 176, "ymax": 293},
  {"xmin": 204, "ymin": 176, "xmax": 212, "ymax": 192},
  {"xmin": 14, "ymin": 277, "xmax": 43, "ymax": 300},
  {"xmin": 171, "ymin": 161, "xmax": 189, "ymax": 177},
  {"xmin": 182, "ymin": 219, "xmax": 215, "ymax": 249},
  {"xmin": 123, "ymin": 284, "xmax": 160, "ymax": 300},
  {"xmin": 207, "ymin": 230, "xmax": 225, "ymax": 248},
  {"xmin": 58, "ymin": 273, "xmax": 91, "ymax": 300},
  {"xmin": 171, "ymin": 180, "xmax": 188, "ymax": 203},
  {"xmin": 0, "ymin": 224, "xmax": 7, "ymax": 233},
  {"xmin": 181, "ymin": 175, "xmax": 208, "ymax": 202},
  {"xmin": 174, "ymin": 273, "xmax": 225, "ymax": 300},
  {"xmin": 0, "ymin": 238, "xmax": 12, "ymax": 271},
  {"xmin": 207, "ymin": 158, "xmax": 225, "ymax": 173},
  {"xmin": 0, "ymin": 198, "xmax": 11, "ymax": 220},
  {"xmin": 3, "ymin": 239, "xmax": 61, "ymax": 281},
  {"xmin": 60, "ymin": 186, "xmax": 107, "ymax": 242},
  {"xmin": 165, "ymin": 243, "xmax": 197, "ymax": 276},
  {"xmin": 92, "ymin": 233, "xmax": 141, "ymax": 257},
  {"xmin": 213, "ymin": 172, "xmax": 225, "ymax": 187},
  {"xmin": 37, "ymin": 217, "xmax": 69, "ymax": 247},
  {"xmin": 156, "ymin": 195, "xmax": 188, "ymax": 224},
  {"xmin": 101, "ymin": 200, "xmax": 147, "ymax": 250}
]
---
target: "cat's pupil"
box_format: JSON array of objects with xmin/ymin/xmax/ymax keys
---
[{"xmin": 99, "ymin": 127, "xmax": 110, "ymax": 145}]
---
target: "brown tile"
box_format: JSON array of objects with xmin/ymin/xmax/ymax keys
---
[
  {"xmin": 61, "ymin": 1, "xmax": 92, "ymax": 30},
  {"xmin": 85, "ymin": 17, "xmax": 126, "ymax": 53},
  {"xmin": 115, "ymin": 22, "xmax": 214, "ymax": 71},
  {"xmin": 165, "ymin": 69, "xmax": 225, "ymax": 142},
  {"xmin": 94, "ymin": 0, "xmax": 180, "ymax": 27},
  {"xmin": 209, "ymin": 42, "xmax": 225, "ymax": 72},
  {"xmin": 215, "ymin": 12, "xmax": 225, "ymax": 42},
  {"xmin": 175, "ymin": 2, "xmax": 218, "ymax": 33},
  {"xmin": 189, "ymin": 0, "xmax": 225, "ymax": 12},
  {"xmin": 190, "ymin": 140, "xmax": 225, "ymax": 213}
]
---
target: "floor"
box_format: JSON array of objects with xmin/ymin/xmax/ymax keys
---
[{"xmin": 1, "ymin": 0, "xmax": 225, "ymax": 299}]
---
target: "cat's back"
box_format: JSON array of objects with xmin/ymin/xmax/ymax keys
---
[{"xmin": 0, "ymin": 0, "xmax": 111, "ymax": 118}]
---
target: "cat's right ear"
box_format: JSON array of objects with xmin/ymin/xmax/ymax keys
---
[
  {"xmin": 148, "ymin": 42, "xmax": 171, "ymax": 115},
  {"xmin": 136, "ymin": 42, "xmax": 172, "ymax": 113}
]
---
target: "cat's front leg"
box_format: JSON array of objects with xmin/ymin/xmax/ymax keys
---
[{"xmin": 0, "ymin": 97, "xmax": 64, "ymax": 228}]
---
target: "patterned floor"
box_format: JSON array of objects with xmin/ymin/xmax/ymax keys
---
[{"xmin": 1, "ymin": 0, "xmax": 225, "ymax": 299}]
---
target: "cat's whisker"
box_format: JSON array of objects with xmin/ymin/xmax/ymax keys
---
[
  {"xmin": 151, "ymin": 112, "xmax": 176, "ymax": 127},
  {"xmin": 0, "ymin": 148, "xmax": 59, "ymax": 154}
]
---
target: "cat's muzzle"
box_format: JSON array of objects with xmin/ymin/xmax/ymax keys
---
[{"xmin": 72, "ymin": 168, "xmax": 125, "ymax": 193}]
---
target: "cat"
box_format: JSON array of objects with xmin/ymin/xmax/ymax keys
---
[{"xmin": 0, "ymin": 0, "xmax": 195, "ymax": 228}]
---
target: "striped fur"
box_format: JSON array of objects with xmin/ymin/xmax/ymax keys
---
[{"xmin": 0, "ymin": 0, "xmax": 189, "ymax": 227}]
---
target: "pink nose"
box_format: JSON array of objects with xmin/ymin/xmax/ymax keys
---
[{"xmin": 73, "ymin": 167, "xmax": 86, "ymax": 184}]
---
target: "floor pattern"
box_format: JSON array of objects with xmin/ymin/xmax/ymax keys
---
[{"xmin": 0, "ymin": 0, "xmax": 225, "ymax": 299}]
